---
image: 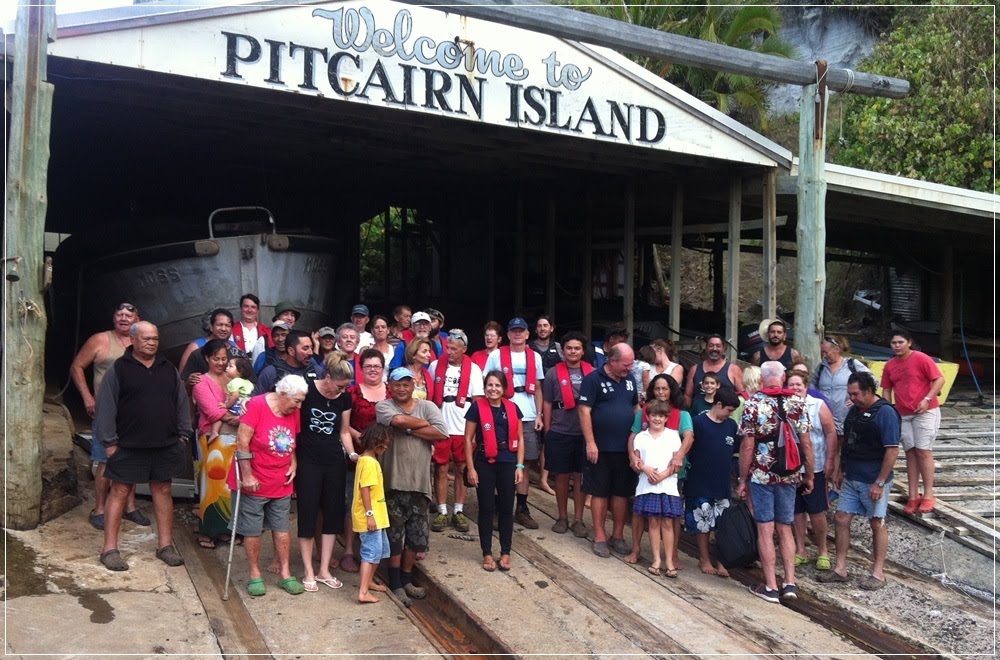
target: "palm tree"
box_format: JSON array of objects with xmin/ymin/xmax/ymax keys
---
[{"xmin": 572, "ymin": 0, "xmax": 796, "ymax": 130}]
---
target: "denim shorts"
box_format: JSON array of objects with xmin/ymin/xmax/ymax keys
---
[
  {"xmin": 749, "ymin": 481, "xmax": 796, "ymax": 525},
  {"xmin": 838, "ymin": 477, "xmax": 892, "ymax": 519},
  {"xmin": 359, "ymin": 529, "xmax": 391, "ymax": 564}
]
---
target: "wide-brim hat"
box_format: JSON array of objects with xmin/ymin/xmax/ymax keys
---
[{"xmin": 272, "ymin": 301, "xmax": 301, "ymax": 322}]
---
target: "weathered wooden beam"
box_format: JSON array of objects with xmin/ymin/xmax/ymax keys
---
[
  {"xmin": 794, "ymin": 74, "xmax": 829, "ymax": 370},
  {"xmin": 762, "ymin": 169, "xmax": 778, "ymax": 319},
  {"xmin": 546, "ymin": 197, "xmax": 556, "ymax": 318},
  {"xmin": 623, "ymin": 183, "xmax": 636, "ymax": 340},
  {"xmin": 669, "ymin": 184, "xmax": 683, "ymax": 340},
  {"xmin": 582, "ymin": 191, "xmax": 593, "ymax": 339},
  {"xmin": 592, "ymin": 215, "xmax": 787, "ymax": 239},
  {"xmin": 401, "ymin": 0, "xmax": 909, "ymax": 98},
  {"xmin": 726, "ymin": 178, "xmax": 741, "ymax": 360},
  {"xmin": 4, "ymin": 0, "xmax": 56, "ymax": 530}
]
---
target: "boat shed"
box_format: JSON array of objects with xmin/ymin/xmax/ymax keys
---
[{"xmin": 7, "ymin": 0, "xmax": 792, "ymax": 362}]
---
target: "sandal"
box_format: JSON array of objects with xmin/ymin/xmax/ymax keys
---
[
  {"xmin": 278, "ymin": 577, "xmax": 305, "ymax": 595},
  {"xmin": 815, "ymin": 554, "xmax": 831, "ymax": 571},
  {"xmin": 302, "ymin": 579, "xmax": 319, "ymax": 593},
  {"xmin": 315, "ymin": 576, "xmax": 343, "ymax": 590},
  {"xmin": 482, "ymin": 556, "xmax": 497, "ymax": 572},
  {"xmin": 100, "ymin": 549, "xmax": 129, "ymax": 572},
  {"xmin": 917, "ymin": 497, "xmax": 936, "ymax": 514},
  {"xmin": 247, "ymin": 577, "xmax": 266, "ymax": 597},
  {"xmin": 664, "ymin": 568, "xmax": 679, "ymax": 579},
  {"xmin": 498, "ymin": 554, "xmax": 511, "ymax": 571},
  {"xmin": 902, "ymin": 497, "xmax": 922, "ymax": 515},
  {"xmin": 647, "ymin": 565, "xmax": 661, "ymax": 577},
  {"xmin": 794, "ymin": 553, "xmax": 809, "ymax": 567},
  {"xmin": 196, "ymin": 535, "xmax": 217, "ymax": 550}
]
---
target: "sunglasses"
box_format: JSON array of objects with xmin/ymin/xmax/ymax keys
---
[
  {"xmin": 116, "ymin": 303, "xmax": 137, "ymax": 312},
  {"xmin": 824, "ymin": 336, "xmax": 840, "ymax": 347}
]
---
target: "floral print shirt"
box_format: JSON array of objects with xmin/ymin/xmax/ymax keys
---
[{"xmin": 739, "ymin": 391, "xmax": 810, "ymax": 485}]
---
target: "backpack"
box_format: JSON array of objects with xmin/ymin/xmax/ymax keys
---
[
  {"xmin": 715, "ymin": 501, "xmax": 758, "ymax": 569},
  {"xmin": 770, "ymin": 396, "xmax": 802, "ymax": 477}
]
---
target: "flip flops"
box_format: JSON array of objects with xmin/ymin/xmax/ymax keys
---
[
  {"xmin": 498, "ymin": 555, "xmax": 511, "ymax": 572},
  {"xmin": 302, "ymin": 579, "xmax": 319, "ymax": 593},
  {"xmin": 278, "ymin": 577, "xmax": 305, "ymax": 595},
  {"xmin": 903, "ymin": 497, "xmax": 922, "ymax": 514},
  {"xmin": 917, "ymin": 497, "xmax": 936, "ymax": 514},
  {"xmin": 247, "ymin": 578, "xmax": 266, "ymax": 597},
  {"xmin": 664, "ymin": 568, "xmax": 679, "ymax": 579},
  {"xmin": 315, "ymin": 576, "xmax": 343, "ymax": 590},
  {"xmin": 482, "ymin": 556, "xmax": 497, "ymax": 572},
  {"xmin": 647, "ymin": 566, "xmax": 661, "ymax": 577}
]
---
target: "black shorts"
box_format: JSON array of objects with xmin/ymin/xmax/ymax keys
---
[
  {"xmin": 105, "ymin": 442, "xmax": 186, "ymax": 484},
  {"xmin": 544, "ymin": 431, "xmax": 584, "ymax": 475},
  {"xmin": 582, "ymin": 451, "xmax": 637, "ymax": 499},
  {"xmin": 795, "ymin": 471, "xmax": 830, "ymax": 515}
]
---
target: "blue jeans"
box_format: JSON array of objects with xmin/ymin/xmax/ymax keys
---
[
  {"xmin": 749, "ymin": 481, "xmax": 796, "ymax": 525},
  {"xmin": 359, "ymin": 529, "xmax": 391, "ymax": 564}
]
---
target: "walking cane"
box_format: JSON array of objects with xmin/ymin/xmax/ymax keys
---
[{"xmin": 222, "ymin": 456, "xmax": 242, "ymax": 601}]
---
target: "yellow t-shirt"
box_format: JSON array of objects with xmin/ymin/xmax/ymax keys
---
[{"xmin": 352, "ymin": 455, "xmax": 389, "ymax": 532}]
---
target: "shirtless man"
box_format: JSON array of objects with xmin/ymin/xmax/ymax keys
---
[
  {"xmin": 69, "ymin": 303, "xmax": 149, "ymax": 530},
  {"xmin": 684, "ymin": 334, "xmax": 744, "ymax": 408}
]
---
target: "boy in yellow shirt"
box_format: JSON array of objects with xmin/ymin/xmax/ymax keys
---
[{"xmin": 353, "ymin": 423, "xmax": 393, "ymax": 603}]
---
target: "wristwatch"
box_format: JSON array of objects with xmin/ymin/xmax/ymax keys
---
[
  {"xmin": 924, "ymin": 396, "xmax": 933, "ymax": 401},
  {"xmin": 405, "ymin": 428, "xmax": 412, "ymax": 435},
  {"xmin": 876, "ymin": 480, "xmax": 885, "ymax": 488},
  {"xmin": 365, "ymin": 510, "xmax": 374, "ymax": 517}
]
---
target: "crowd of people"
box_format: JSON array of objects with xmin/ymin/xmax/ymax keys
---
[{"xmin": 74, "ymin": 299, "xmax": 945, "ymax": 605}]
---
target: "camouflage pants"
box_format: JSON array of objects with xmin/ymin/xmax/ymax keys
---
[{"xmin": 386, "ymin": 489, "xmax": 430, "ymax": 555}]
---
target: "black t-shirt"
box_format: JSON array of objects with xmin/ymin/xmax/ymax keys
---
[
  {"xmin": 578, "ymin": 368, "xmax": 638, "ymax": 452},
  {"xmin": 297, "ymin": 380, "xmax": 352, "ymax": 466},
  {"xmin": 466, "ymin": 402, "xmax": 523, "ymax": 463}
]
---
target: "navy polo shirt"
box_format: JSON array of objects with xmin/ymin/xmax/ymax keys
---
[{"xmin": 578, "ymin": 367, "xmax": 638, "ymax": 452}]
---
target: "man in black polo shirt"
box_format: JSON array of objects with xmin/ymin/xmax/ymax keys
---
[
  {"xmin": 94, "ymin": 321, "xmax": 192, "ymax": 571},
  {"xmin": 578, "ymin": 343, "xmax": 639, "ymax": 558}
]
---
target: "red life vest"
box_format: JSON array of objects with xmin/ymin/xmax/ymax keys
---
[
  {"xmin": 421, "ymin": 367, "xmax": 435, "ymax": 402},
  {"xmin": 641, "ymin": 405, "xmax": 682, "ymax": 431},
  {"xmin": 555, "ymin": 361, "xmax": 594, "ymax": 410},
  {"xmin": 351, "ymin": 353, "xmax": 361, "ymax": 384},
  {"xmin": 476, "ymin": 398, "xmax": 519, "ymax": 463},
  {"xmin": 401, "ymin": 328, "xmax": 415, "ymax": 344},
  {"xmin": 470, "ymin": 349, "xmax": 491, "ymax": 371},
  {"xmin": 232, "ymin": 322, "xmax": 271, "ymax": 353},
  {"xmin": 499, "ymin": 346, "xmax": 537, "ymax": 399},
  {"xmin": 432, "ymin": 356, "xmax": 473, "ymax": 408}
]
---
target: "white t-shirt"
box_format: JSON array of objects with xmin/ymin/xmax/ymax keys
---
[
  {"xmin": 483, "ymin": 348, "xmax": 545, "ymax": 420},
  {"xmin": 633, "ymin": 427, "xmax": 681, "ymax": 497},
  {"xmin": 358, "ymin": 331, "xmax": 374, "ymax": 350},
  {"xmin": 429, "ymin": 359, "xmax": 485, "ymax": 435},
  {"xmin": 239, "ymin": 322, "xmax": 259, "ymax": 349}
]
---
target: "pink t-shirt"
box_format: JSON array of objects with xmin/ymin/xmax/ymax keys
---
[
  {"xmin": 227, "ymin": 394, "xmax": 299, "ymax": 498},
  {"xmin": 880, "ymin": 350, "xmax": 943, "ymax": 416}
]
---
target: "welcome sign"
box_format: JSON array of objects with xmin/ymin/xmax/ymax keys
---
[{"xmin": 48, "ymin": 0, "xmax": 780, "ymax": 164}]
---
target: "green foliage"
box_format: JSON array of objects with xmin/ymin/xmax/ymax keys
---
[
  {"xmin": 570, "ymin": 0, "xmax": 796, "ymax": 130},
  {"xmin": 834, "ymin": 5, "xmax": 996, "ymax": 192}
]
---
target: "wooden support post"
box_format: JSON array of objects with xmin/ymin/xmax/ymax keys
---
[
  {"xmin": 383, "ymin": 208, "xmax": 391, "ymax": 299},
  {"xmin": 795, "ymin": 63, "xmax": 829, "ymax": 369},
  {"xmin": 514, "ymin": 194, "xmax": 525, "ymax": 313},
  {"xmin": 624, "ymin": 184, "xmax": 636, "ymax": 340},
  {"xmin": 546, "ymin": 197, "xmax": 556, "ymax": 318},
  {"xmin": 761, "ymin": 169, "xmax": 778, "ymax": 320},
  {"xmin": 712, "ymin": 239, "xmax": 724, "ymax": 330},
  {"xmin": 487, "ymin": 199, "xmax": 496, "ymax": 320},
  {"xmin": 670, "ymin": 184, "xmax": 683, "ymax": 340},
  {"xmin": 941, "ymin": 245, "xmax": 955, "ymax": 361},
  {"xmin": 4, "ymin": 1, "xmax": 56, "ymax": 530},
  {"xmin": 583, "ymin": 193, "xmax": 593, "ymax": 340},
  {"xmin": 726, "ymin": 178, "xmax": 742, "ymax": 361}
]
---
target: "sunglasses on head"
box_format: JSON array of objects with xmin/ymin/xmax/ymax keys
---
[
  {"xmin": 824, "ymin": 336, "xmax": 840, "ymax": 347},
  {"xmin": 117, "ymin": 303, "xmax": 137, "ymax": 312}
]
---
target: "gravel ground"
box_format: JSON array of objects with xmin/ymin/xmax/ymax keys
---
[{"xmin": 810, "ymin": 514, "xmax": 997, "ymax": 656}]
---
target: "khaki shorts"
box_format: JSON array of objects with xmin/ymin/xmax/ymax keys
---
[{"xmin": 900, "ymin": 408, "xmax": 941, "ymax": 451}]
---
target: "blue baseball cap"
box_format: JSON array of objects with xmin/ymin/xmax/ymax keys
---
[
  {"xmin": 351, "ymin": 304, "xmax": 370, "ymax": 316},
  {"xmin": 507, "ymin": 317, "xmax": 529, "ymax": 331},
  {"xmin": 388, "ymin": 367, "xmax": 415, "ymax": 382}
]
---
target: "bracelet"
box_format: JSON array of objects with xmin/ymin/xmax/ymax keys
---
[
  {"xmin": 236, "ymin": 450, "xmax": 254, "ymax": 461},
  {"xmin": 515, "ymin": 463, "xmax": 525, "ymax": 469}
]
